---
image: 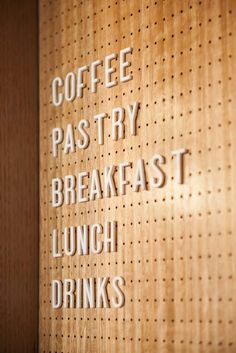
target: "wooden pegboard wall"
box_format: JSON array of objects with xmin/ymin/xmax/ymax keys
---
[{"xmin": 39, "ymin": 0, "xmax": 236, "ymax": 352}]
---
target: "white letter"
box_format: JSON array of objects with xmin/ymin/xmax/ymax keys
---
[
  {"xmin": 52, "ymin": 177, "xmax": 63, "ymax": 207},
  {"xmin": 171, "ymin": 148, "xmax": 188, "ymax": 184},
  {"xmin": 64, "ymin": 226, "xmax": 76, "ymax": 256},
  {"xmin": 78, "ymin": 171, "xmax": 88, "ymax": 203},
  {"xmin": 91, "ymin": 59, "xmax": 102, "ymax": 93},
  {"xmin": 96, "ymin": 277, "xmax": 109, "ymax": 308},
  {"xmin": 94, "ymin": 113, "xmax": 107, "ymax": 145},
  {"xmin": 89, "ymin": 169, "xmax": 102, "ymax": 201},
  {"xmin": 64, "ymin": 124, "xmax": 75, "ymax": 154},
  {"xmin": 90, "ymin": 224, "xmax": 103, "ymax": 254},
  {"xmin": 104, "ymin": 166, "xmax": 117, "ymax": 197},
  {"xmin": 112, "ymin": 107, "xmax": 125, "ymax": 140},
  {"xmin": 119, "ymin": 162, "xmax": 131, "ymax": 195},
  {"xmin": 127, "ymin": 102, "xmax": 139, "ymax": 136},
  {"xmin": 52, "ymin": 280, "xmax": 62, "ymax": 309},
  {"xmin": 64, "ymin": 279, "xmax": 75, "ymax": 308},
  {"xmin": 149, "ymin": 154, "xmax": 165, "ymax": 188},
  {"xmin": 52, "ymin": 229, "xmax": 62, "ymax": 258},
  {"xmin": 77, "ymin": 65, "xmax": 89, "ymax": 98},
  {"xmin": 132, "ymin": 159, "xmax": 147, "ymax": 192},
  {"xmin": 77, "ymin": 225, "xmax": 89, "ymax": 255},
  {"xmin": 104, "ymin": 221, "xmax": 117, "ymax": 252},
  {"xmin": 52, "ymin": 76, "xmax": 63, "ymax": 107},
  {"xmin": 105, "ymin": 53, "xmax": 117, "ymax": 88},
  {"xmin": 76, "ymin": 279, "xmax": 83, "ymax": 308},
  {"xmin": 65, "ymin": 72, "xmax": 76, "ymax": 102},
  {"xmin": 83, "ymin": 278, "xmax": 95, "ymax": 308},
  {"xmin": 77, "ymin": 119, "xmax": 90, "ymax": 149},
  {"xmin": 120, "ymin": 47, "xmax": 133, "ymax": 82},
  {"xmin": 111, "ymin": 276, "xmax": 125, "ymax": 308},
  {"xmin": 64, "ymin": 175, "xmax": 76, "ymax": 205},
  {"xmin": 52, "ymin": 127, "xmax": 63, "ymax": 157}
]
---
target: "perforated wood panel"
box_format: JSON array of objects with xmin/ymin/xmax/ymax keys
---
[{"xmin": 39, "ymin": 1, "xmax": 236, "ymax": 352}]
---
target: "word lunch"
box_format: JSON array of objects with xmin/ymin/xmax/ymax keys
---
[{"xmin": 52, "ymin": 221, "xmax": 117, "ymax": 258}]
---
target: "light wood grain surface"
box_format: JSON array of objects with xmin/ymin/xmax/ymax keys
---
[{"xmin": 39, "ymin": 1, "xmax": 236, "ymax": 352}]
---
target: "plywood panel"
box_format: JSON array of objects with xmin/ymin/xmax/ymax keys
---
[{"xmin": 39, "ymin": 1, "xmax": 236, "ymax": 352}]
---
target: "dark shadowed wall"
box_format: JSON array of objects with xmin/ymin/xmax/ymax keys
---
[{"xmin": 0, "ymin": 1, "xmax": 38, "ymax": 352}]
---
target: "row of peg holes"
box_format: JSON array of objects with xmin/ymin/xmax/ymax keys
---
[
  {"xmin": 43, "ymin": 76, "xmax": 233, "ymax": 109},
  {"xmin": 41, "ymin": 339, "xmax": 234, "ymax": 347},
  {"xmin": 42, "ymin": 37, "xmax": 233, "ymax": 75},
  {"xmin": 42, "ymin": 29, "xmax": 232, "ymax": 63},
  {"xmin": 43, "ymin": 72, "xmax": 232, "ymax": 104},
  {"xmin": 42, "ymin": 15, "xmax": 228, "ymax": 44},
  {"xmin": 41, "ymin": 0, "xmax": 230, "ymax": 27},
  {"xmin": 42, "ymin": 296, "xmax": 234, "ymax": 305},
  {"xmin": 43, "ymin": 316, "xmax": 234, "ymax": 324},
  {"xmin": 42, "ymin": 139, "xmax": 232, "ymax": 171},
  {"xmin": 41, "ymin": 20, "xmax": 231, "ymax": 57},
  {"xmin": 43, "ymin": 228, "xmax": 232, "ymax": 246},
  {"xmin": 42, "ymin": 251, "xmax": 233, "ymax": 271},
  {"xmin": 42, "ymin": 199, "xmax": 233, "ymax": 221}
]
